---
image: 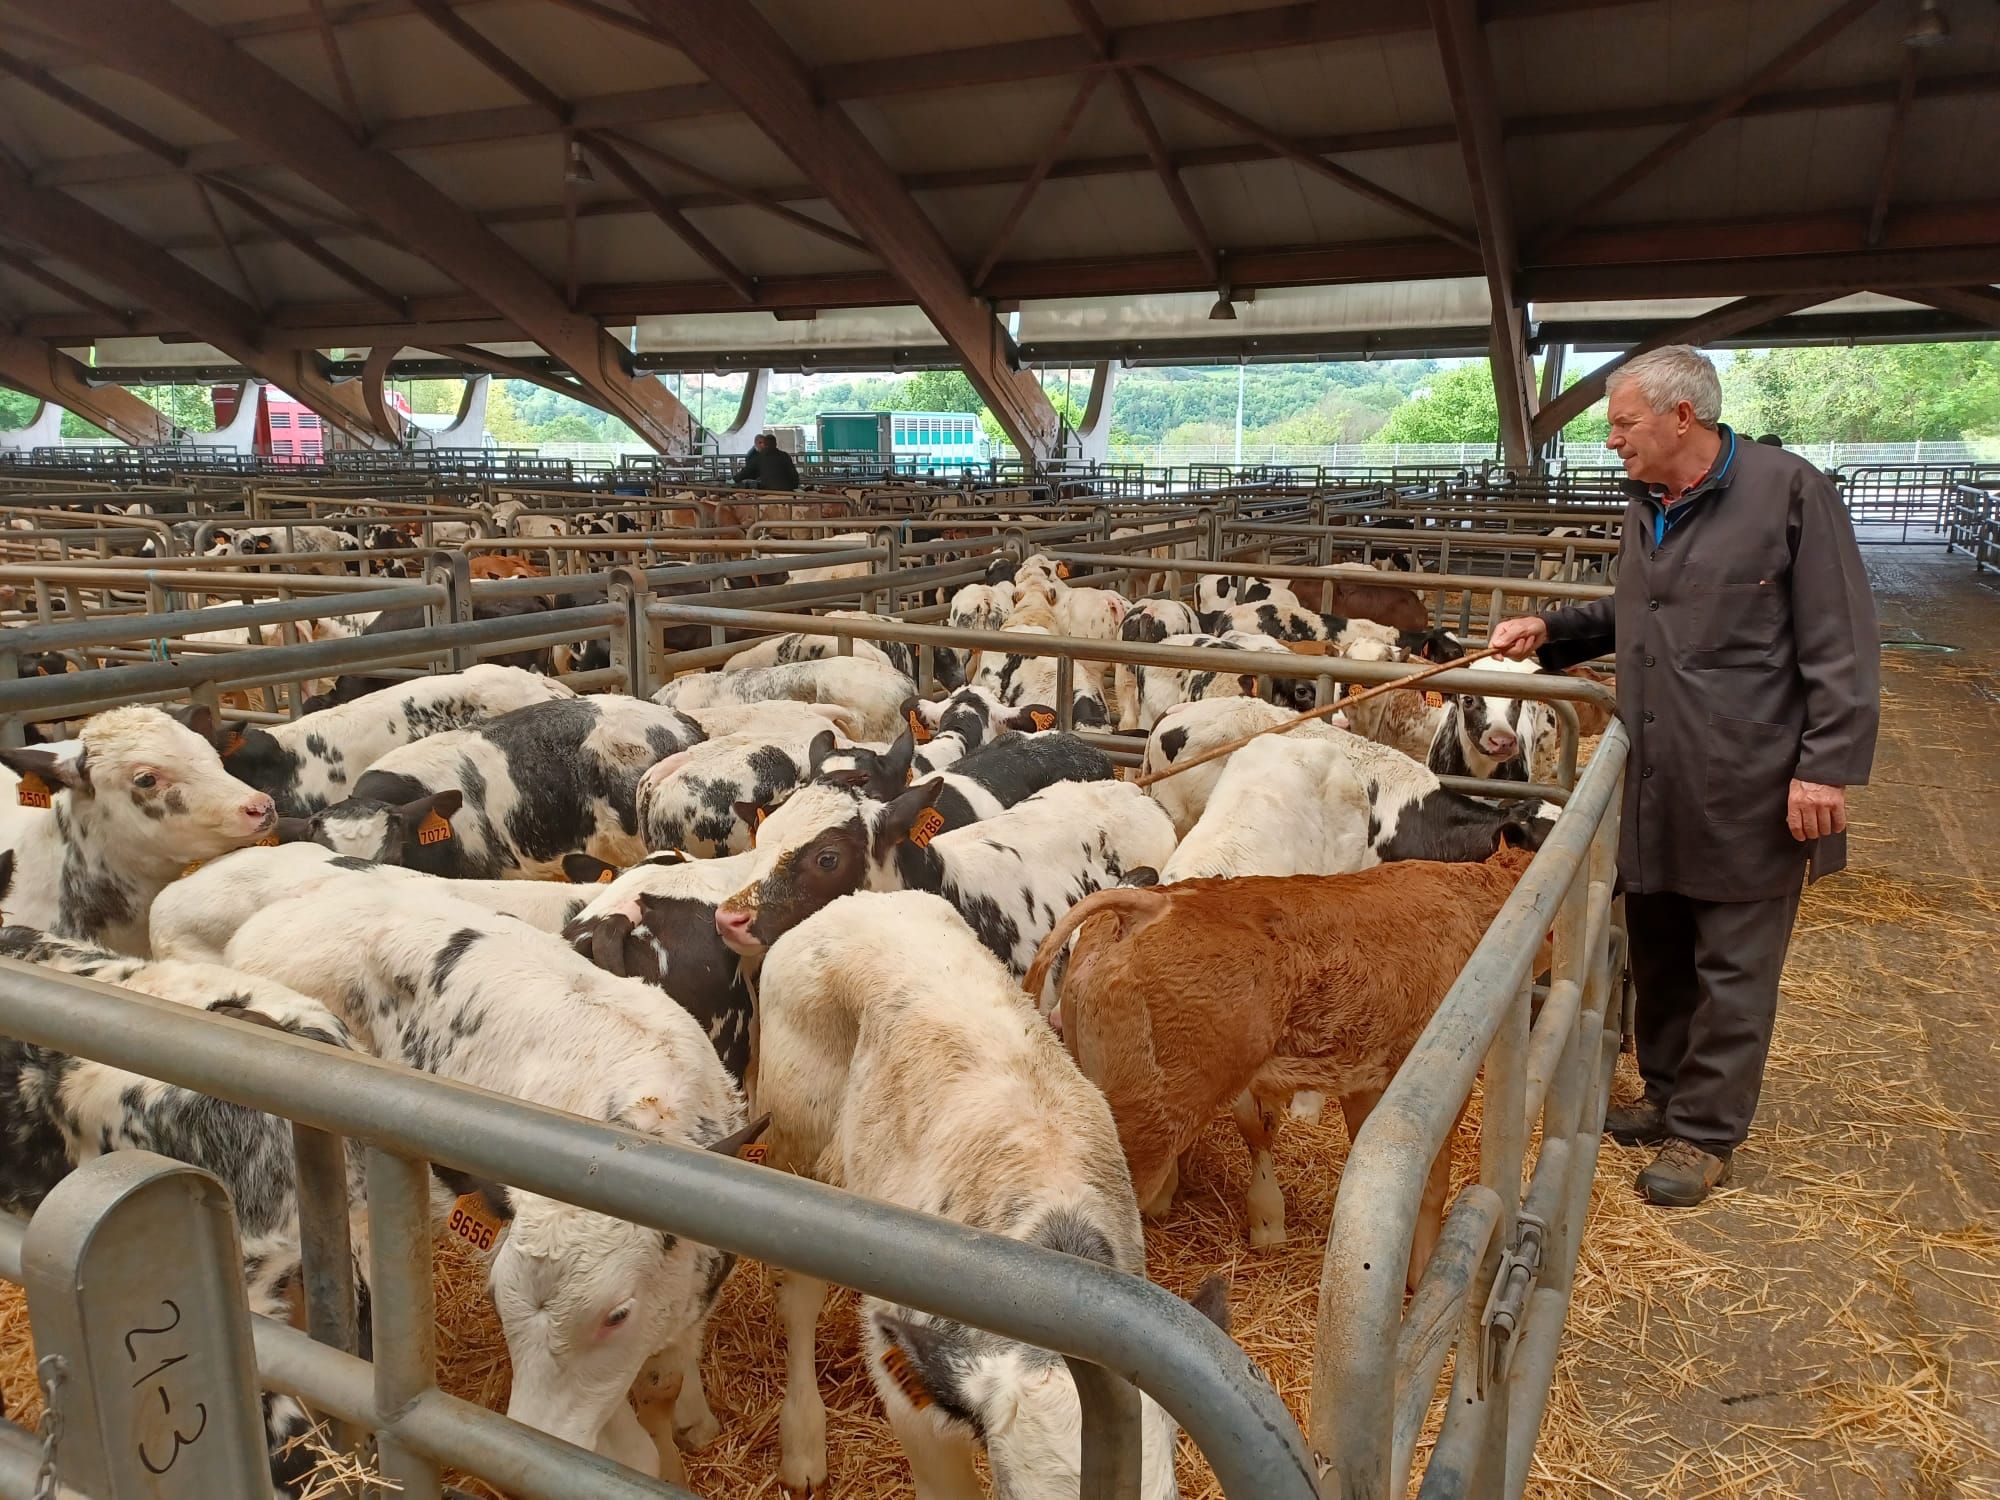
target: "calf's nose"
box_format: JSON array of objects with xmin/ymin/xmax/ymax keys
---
[
  {"xmin": 243, "ymin": 795, "xmax": 277, "ymax": 828},
  {"xmin": 714, "ymin": 907, "xmax": 755, "ymax": 948},
  {"xmin": 1482, "ymin": 730, "xmax": 1519, "ymax": 758}
]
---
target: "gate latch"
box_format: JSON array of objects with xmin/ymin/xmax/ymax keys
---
[{"xmin": 1478, "ymin": 1208, "xmax": 1548, "ymax": 1396}]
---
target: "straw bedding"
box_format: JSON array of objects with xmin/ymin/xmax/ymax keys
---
[{"xmin": 3, "ymin": 768, "xmax": 1996, "ymax": 1497}]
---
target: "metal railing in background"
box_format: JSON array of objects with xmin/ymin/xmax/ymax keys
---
[
  {"xmin": 1836, "ymin": 462, "xmax": 2000, "ymax": 544},
  {"xmin": 1312, "ymin": 723, "xmax": 1629, "ymax": 1500},
  {"xmin": 0, "ymin": 961, "xmax": 1316, "ymax": 1500},
  {"xmin": 1947, "ymin": 482, "xmax": 2000, "ymax": 572}
]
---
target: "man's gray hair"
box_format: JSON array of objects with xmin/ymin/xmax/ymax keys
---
[{"xmin": 1606, "ymin": 345, "xmax": 1723, "ymax": 427}]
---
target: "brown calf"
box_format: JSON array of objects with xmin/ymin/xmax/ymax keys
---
[
  {"xmin": 468, "ymin": 554, "xmax": 549, "ymax": 580},
  {"xmin": 1024, "ymin": 847, "xmax": 1534, "ymax": 1289},
  {"xmin": 1285, "ymin": 575, "xmax": 1430, "ymax": 634}
]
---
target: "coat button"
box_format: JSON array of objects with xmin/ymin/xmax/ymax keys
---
[
  {"xmin": 1642, "ymin": 766, "xmax": 1654, "ymax": 778},
  {"xmin": 1644, "ymin": 655, "xmax": 1656, "ymax": 667},
  {"xmin": 1648, "ymin": 599, "xmax": 1660, "ymax": 610},
  {"xmin": 1644, "ymin": 711, "xmax": 1656, "ymax": 723}
]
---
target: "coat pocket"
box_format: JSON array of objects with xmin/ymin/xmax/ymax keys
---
[
  {"xmin": 1703, "ymin": 713, "xmax": 1798, "ymax": 825},
  {"xmin": 1688, "ymin": 579, "xmax": 1785, "ymax": 668}
]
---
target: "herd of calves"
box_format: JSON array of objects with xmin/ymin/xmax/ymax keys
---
[{"xmin": 0, "ymin": 551, "xmax": 1608, "ymax": 1498}]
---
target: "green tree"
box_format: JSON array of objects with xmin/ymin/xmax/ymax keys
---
[
  {"xmin": 535, "ymin": 412, "xmax": 602, "ymax": 443},
  {"xmin": 0, "ymin": 388, "xmax": 40, "ymax": 428},
  {"xmin": 1370, "ymin": 363, "xmax": 1499, "ymax": 444},
  {"xmin": 1723, "ymin": 343, "xmax": 2000, "ymax": 442}
]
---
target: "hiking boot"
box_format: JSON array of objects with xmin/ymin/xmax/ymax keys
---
[
  {"xmin": 1603, "ymin": 1094, "xmax": 1669, "ymax": 1146},
  {"xmin": 1636, "ymin": 1138, "xmax": 1732, "ymax": 1207}
]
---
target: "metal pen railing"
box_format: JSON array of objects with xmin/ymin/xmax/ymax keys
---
[
  {"xmin": 0, "ymin": 962, "xmax": 1315, "ymax": 1500},
  {"xmin": 1311, "ymin": 722, "xmax": 1629, "ymax": 1499}
]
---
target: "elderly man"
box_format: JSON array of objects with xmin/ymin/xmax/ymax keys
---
[{"xmin": 1492, "ymin": 345, "xmax": 1879, "ymax": 1207}]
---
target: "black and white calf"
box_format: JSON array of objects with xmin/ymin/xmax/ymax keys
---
[
  {"xmin": 1123, "ymin": 630, "xmax": 1309, "ymax": 733},
  {"xmin": 813, "ymin": 723, "xmax": 1114, "ymax": 834},
  {"xmin": 715, "ymin": 776, "xmax": 1175, "ymax": 1008},
  {"xmin": 636, "ymin": 719, "xmax": 855, "ymax": 858},
  {"xmin": 654, "ymin": 658, "xmax": 917, "ymax": 744},
  {"xmin": 722, "ymin": 614, "xmax": 966, "ymax": 692},
  {"xmin": 206, "ymin": 524, "xmax": 362, "ymax": 576},
  {"xmin": 0, "ymin": 927, "xmax": 369, "ymax": 1498},
  {"xmin": 150, "ymin": 842, "xmax": 601, "ymax": 964},
  {"xmin": 224, "ymin": 883, "xmax": 750, "ymax": 1484},
  {"xmin": 0, "ymin": 706, "xmax": 278, "ymax": 954},
  {"xmin": 289, "ymin": 696, "xmax": 703, "ymax": 877},
  {"xmin": 1425, "ymin": 657, "xmax": 1555, "ymax": 784},
  {"xmin": 563, "ymin": 851, "xmax": 760, "ymax": 1085},
  {"xmin": 1196, "ymin": 573, "xmax": 1299, "ymax": 615},
  {"xmin": 208, "ymin": 664, "xmax": 574, "ymax": 815}
]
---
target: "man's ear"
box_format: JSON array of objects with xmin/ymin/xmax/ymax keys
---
[{"xmin": 876, "ymin": 778, "xmax": 947, "ymax": 848}]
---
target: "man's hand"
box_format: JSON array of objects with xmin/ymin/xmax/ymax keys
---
[
  {"xmin": 1490, "ymin": 616, "xmax": 1549, "ymax": 660},
  {"xmin": 1787, "ymin": 779, "xmax": 1847, "ymax": 841}
]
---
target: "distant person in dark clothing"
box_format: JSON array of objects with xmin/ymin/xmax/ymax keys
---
[
  {"xmin": 1755, "ymin": 433, "xmax": 1785, "ymax": 447},
  {"xmin": 733, "ymin": 432, "xmax": 800, "ymax": 491}
]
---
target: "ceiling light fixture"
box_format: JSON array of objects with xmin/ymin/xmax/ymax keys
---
[
  {"xmin": 1904, "ymin": 0, "xmax": 1949, "ymax": 48},
  {"xmin": 564, "ymin": 138, "xmax": 596, "ymax": 186},
  {"xmin": 1208, "ymin": 291, "xmax": 1238, "ymax": 321}
]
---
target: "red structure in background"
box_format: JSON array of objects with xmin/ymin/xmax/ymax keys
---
[{"xmin": 210, "ymin": 386, "xmax": 413, "ymax": 460}]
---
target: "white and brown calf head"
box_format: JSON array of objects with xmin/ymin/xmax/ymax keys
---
[
  {"xmin": 714, "ymin": 779, "xmax": 944, "ymax": 955},
  {"xmin": 1451, "ymin": 659, "xmax": 1552, "ymax": 771},
  {"xmin": 0, "ymin": 706, "xmax": 277, "ymax": 862}
]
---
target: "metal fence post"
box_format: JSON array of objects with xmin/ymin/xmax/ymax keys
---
[
  {"xmin": 606, "ymin": 565, "xmax": 651, "ymax": 696},
  {"xmin": 1066, "ymin": 1358, "xmax": 1143, "ymax": 1499},
  {"xmin": 425, "ymin": 551, "xmax": 474, "ymax": 673},
  {"xmin": 365, "ymin": 1148, "xmax": 443, "ymax": 1500},
  {"xmin": 22, "ymin": 1153, "xmax": 274, "ymax": 1499}
]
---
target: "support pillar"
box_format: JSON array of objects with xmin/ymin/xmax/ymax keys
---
[
  {"xmin": 411, "ymin": 374, "xmax": 491, "ymax": 449},
  {"xmin": 0, "ymin": 399, "xmax": 66, "ymax": 451},
  {"xmin": 1068, "ymin": 360, "xmax": 1122, "ymax": 466},
  {"xmin": 186, "ymin": 380, "xmax": 263, "ymax": 455},
  {"xmin": 714, "ymin": 367, "xmax": 770, "ymax": 457}
]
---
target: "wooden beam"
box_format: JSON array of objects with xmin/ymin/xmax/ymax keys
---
[
  {"xmin": 1891, "ymin": 284, "xmax": 2000, "ymax": 334},
  {"xmin": 0, "ymin": 50, "xmax": 186, "ymax": 164},
  {"xmin": 19, "ymin": 0, "xmax": 698, "ymax": 453},
  {"xmin": 304, "ymin": 0, "xmax": 366, "ymax": 136},
  {"xmin": 0, "ymin": 156, "xmax": 390, "ymax": 445},
  {"xmin": 1529, "ymin": 292, "xmax": 1825, "ymax": 443},
  {"xmin": 1524, "ymin": 246, "xmax": 2000, "ymax": 301},
  {"xmin": 201, "ymin": 178, "xmax": 407, "ymax": 315},
  {"xmin": 0, "ymin": 242, "xmax": 134, "ymax": 328},
  {"xmin": 577, "ymin": 133, "xmax": 757, "ymax": 303},
  {"xmin": 192, "ymin": 178, "xmax": 260, "ymax": 308},
  {"xmin": 1534, "ymin": 0, "xmax": 1885, "ymax": 250},
  {"xmin": 406, "ymin": 0, "xmax": 568, "ymax": 122},
  {"xmin": 973, "ymin": 73, "xmax": 1101, "ymax": 289},
  {"xmin": 420, "ymin": 341, "xmax": 616, "ymax": 411},
  {"xmin": 1110, "ymin": 71, "xmax": 1223, "ymax": 287},
  {"xmin": 625, "ymin": 0, "xmax": 1060, "ymax": 458},
  {"xmin": 1134, "ymin": 67, "xmax": 1478, "ymax": 251},
  {"xmin": 0, "ymin": 329, "xmax": 175, "ymax": 444},
  {"xmin": 1428, "ymin": 0, "xmax": 1530, "ymax": 466},
  {"xmin": 1866, "ymin": 48, "xmax": 1919, "ymax": 247},
  {"xmin": 604, "ymin": 132, "xmax": 872, "ymax": 255}
]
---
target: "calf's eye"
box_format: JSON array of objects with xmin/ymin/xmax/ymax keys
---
[
  {"xmin": 133, "ymin": 771, "xmax": 157, "ymax": 789},
  {"xmin": 602, "ymin": 1305, "xmax": 631, "ymax": 1330},
  {"xmin": 816, "ymin": 849, "xmax": 840, "ymax": 872}
]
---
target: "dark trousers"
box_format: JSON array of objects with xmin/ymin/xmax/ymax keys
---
[{"xmin": 1624, "ymin": 879, "xmax": 1804, "ymax": 1151}]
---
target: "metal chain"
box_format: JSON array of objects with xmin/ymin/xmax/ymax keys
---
[{"xmin": 33, "ymin": 1353, "xmax": 66, "ymax": 1500}]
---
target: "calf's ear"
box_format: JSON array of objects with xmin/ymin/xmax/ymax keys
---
[
  {"xmin": 0, "ymin": 746, "xmax": 87, "ymax": 795},
  {"xmin": 705, "ymin": 1112, "xmax": 771, "ymax": 1158},
  {"xmin": 273, "ymin": 815, "xmax": 315, "ymax": 843},
  {"xmin": 430, "ymin": 1163, "xmax": 514, "ymax": 1221},
  {"xmin": 395, "ymin": 789, "xmax": 463, "ymax": 845},
  {"xmin": 562, "ymin": 853, "xmax": 619, "ymax": 884},
  {"xmin": 876, "ymin": 777, "xmax": 946, "ymax": 848},
  {"xmin": 805, "ymin": 729, "xmax": 838, "ymax": 777},
  {"xmin": 872, "ymin": 1313, "xmax": 980, "ymax": 1429},
  {"xmin": 1188, "ymin": 1274, "xmax": 1233, "ymax": 1335}
]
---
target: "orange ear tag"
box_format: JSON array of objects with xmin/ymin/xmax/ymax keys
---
[
  {"xmin": 739, "ymin": 1142, "xmax": 770, "ymax": 1166},
  {"xmin": 1424, "ymin": 690, "xmax": 1446, "ymax": 709},
  {"xmin": 906, "ymin": 708, "xmax": 933, "ymax": 744},
  {"xmin": 16, "ymin": 771, "xmax": 51, "ymax": 809},
  {"xmin": 1344, "ymin": 681, "xmax": 1364, "ymax": 700},
  {"xmin": 908, "ymin": 807, "xmax": 947, "ymax": 848},
  {"xmin": 221, "ymin": 731, "xmax": 246, "ymax": 757},
  {"xmin": 447, "ymin": 1194, "xmax": 503, "ymax": 1252},
  {"xmin": 1028, "ymin": 709, "xmax": 1057, "ymax": 732},
  {"xmin": 597, "ymin": 868, "xmax": 617, "ymax": 884},
  {"xmin": 417, "ymin": 810, "xmax": 454, "ymax": 845},
  {"xmin": 880, "ymin": 1345, "xmax": 935, "ymax": 1410},
  {"xmin": 255, "ymin": 833, "xmax": 281, "ymax": 848},
  {"xmin": 180, "ymin": 860, "xmax": 205, "ymax": 880},
  {"xmin": 753, "ymin": 806, "xmax": 767, "ymax": 825},
  {"xmin": 1055, "ymin": 562, "xmax": 1072, "ymax": 579}
]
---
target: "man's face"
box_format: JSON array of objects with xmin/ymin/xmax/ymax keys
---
[
  {"xmin": 1605, "ymin": 386, "xmax": 1691, "ymax": 486},
  {"xmin": 755, "ymin": 435, "xmax": 771, "ymax": 452}
]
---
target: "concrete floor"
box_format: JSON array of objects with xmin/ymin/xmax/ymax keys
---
[{"xmin": 1555, "ymin": 547, "xmax": 2000, "ymax": 1499}]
